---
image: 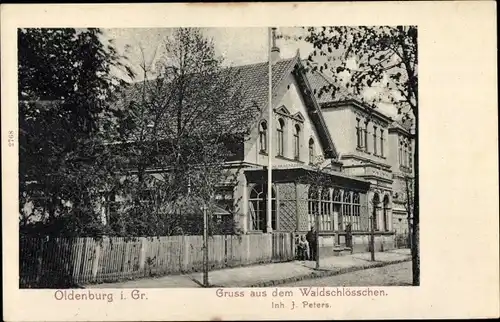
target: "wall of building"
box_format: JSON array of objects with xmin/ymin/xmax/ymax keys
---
[
  {"xmin": 243, "ymin": 73, "xmax": 327, "ymax": 168},
  {"xmin": 325, "ymin": 104, "xmax": 392, "ymax": 165},
  {"xmin": 321, "ymin": 105, "xmax": 353, "ymax": 155},
  {"xmin": 388, "ymin": 127, "xmax": 414, "ymax": 236},
  {"xmin": 318, "ymin": 233, "xmax": 396, "ymax": 256}
]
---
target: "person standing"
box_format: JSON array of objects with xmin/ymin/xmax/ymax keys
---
[
  {"xmin": 297, "ymin": 235, "xmax": 309, "ymax": 261},
  {"xmin": 306, "ymin": 226, "xmax": 317, "ymax": 261}
]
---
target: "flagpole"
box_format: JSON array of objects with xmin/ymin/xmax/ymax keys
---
[{"xmin": 266, "ymin": 27, "xmax": 273, "ymax": 233}]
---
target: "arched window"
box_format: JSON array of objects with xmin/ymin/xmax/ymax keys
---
[
  {"xmin": 294, "ymin": 124, "xmax": 301, "ymax": 160},
  {"xmin": 373, "ymin": 125, "xmax": 378, "ymax": 155},
  {"xmin": 308, "ymin": 138, "xmax": 315, "ymax": 164},
  {"xmin": 383, "ymin": 195, "xmax": 390, "ymax": 231},
  {"xmin": 404, "ymin": 142, "xmax": 408, "ymax": 167},
  {"xmin": 321, "ymin": 188, "xmax": 332, "ymax": 231},
  {"xmin": 342, "ymin": 191, "xmax": 352, "ymax": 231},
  {"xmin": 249, "ymin": 184, "xmax": 276, "ymax": 231},
  {"xmin": 352, "ymin": 192, "xmax": 360, "ymax": 231},
  {"xmin": 259, "ymin": 121, "xmax": 267, "ymax": 153},
  {"xmin": 372, "ymin": 193, "xmax": 381, "ymax": 231},
  {"xmin": 277, "ymin": 118, "xmax": 285, "ymax": 156},
  {"xmin": 307, "ymin": 187, "xmax": 319, "ymax": 230},
  {"xmin": 333, "ymin": 188, "xmax": 342, "ymax": 231}
]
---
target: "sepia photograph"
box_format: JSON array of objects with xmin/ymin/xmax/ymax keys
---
[
  {"xmin": 18, "ymin": 26, "xmax": 418, "ymax": 289},
  {"xmin": 3, "ymin": 2, "xmax": 498, "ymax": 321}
]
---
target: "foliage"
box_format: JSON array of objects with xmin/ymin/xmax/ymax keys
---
[
  {"xmin": 293, "ymin": 25, "xmax": 419, "ymax": 284},
  {"xmin": 100, "ymin": 28, "xmax": 251, "ymax": 236},
  {"xmin": 283, "ymin": 26, "xmax": 417, "ymax": 124},
  {"xmin": 19, "ymin": 28, "xmax": 133, "ymax": 237}
]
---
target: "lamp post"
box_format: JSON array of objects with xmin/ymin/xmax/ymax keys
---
[
  {"xmin": 370, "ymin": 214, "xmax": 375, "ymax": 261},
  {"xmin": 315, "ymin": 209, "xmax": 320, "ymax": 269}
]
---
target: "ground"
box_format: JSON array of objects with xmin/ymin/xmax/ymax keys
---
[{"xmin": 282, "ymin": 261, "xmax": 412, "ymax": 287}]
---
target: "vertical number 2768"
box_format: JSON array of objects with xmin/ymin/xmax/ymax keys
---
[{"xmin": 8, "ymin": 130, "xmax": 15, "ymax": 147}]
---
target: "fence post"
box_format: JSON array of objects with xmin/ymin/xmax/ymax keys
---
[
  {"xmin": 91, "ymin": 240, "xmax": 101, "ymax": 281},
  {"xmin": 183, "ymin": 235, "xmax": 189, "ymax": 272},
  {"xmin": 139, "ymin": 237, "xmax": 147, "ymax": 272},
  {"xmin": 35, "ymin": 237, "xmax": 47, "ymax": 285}
]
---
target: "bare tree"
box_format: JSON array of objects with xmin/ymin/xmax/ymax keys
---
[{"xmin": 107, "ymin": 28, "xmax": 253, "ymax": 237}]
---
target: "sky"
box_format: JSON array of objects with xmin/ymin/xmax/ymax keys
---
[
  {"xmin": 102, "ymin": 27, "xmax": 399, "ymax": 118},
  {"xmin": 103, "ymin": 27, "xmax": 313, "ymax": 78}
]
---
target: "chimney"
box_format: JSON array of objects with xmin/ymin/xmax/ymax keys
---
[{"xmin": 271, "ymin": 27, "xmax": 280, "ymax": 63}]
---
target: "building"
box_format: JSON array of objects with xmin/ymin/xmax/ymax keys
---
[
  {"xmin": 100, "ymin": 37, "xmax": 416, "ymax": 253},
  {"xmin": 197, "ymin": 44, "xmax": 414, "ymax": 252},
  {"xmin": 20, "ymin": 36, "xmax": 414, "ymax": 253}
]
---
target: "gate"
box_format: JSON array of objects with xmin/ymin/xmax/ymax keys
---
[{"xmin": 271, "ymin": 232, "xmax": 294, "ymax": 262}]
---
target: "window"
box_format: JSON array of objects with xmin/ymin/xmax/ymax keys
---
[
  {"xmin": 380, "ymin": 129, "xmax": 384, "ymax": 157},
  {"xmin": 404, "ymin": 142, "xmax": 408, "ymax": 167},
  {"xmin": 277, "ymin": 118, "xmax": 285, "ymax": 156},
  {"xmin": 320, "ymin": 188, "xmax": 333, "ymax": 231},
  {"xmin": 383, "ymin": 195, "xmax": 390, "ymax": 231},
  {"xmin": 294, "ymin": 124, "xmax": 301, "ymax": 160},
  {"xmin": 399, "ymin": 139, "xmax": 403, "ymax": 166},
  {"xmin": 259, "ymin": 121, "xmax": 267, "ymax": 153},
  {"xmin": 138, "ymin": 188, "xmax": 155, "ymax": 205},
  {"xmin": 364, "ymin": 122, "xmax": 369, "ymax": 152},
  {"xmin": 308, "ymin": 138, "xmax": 315, "ymax": 164},
  {"xmin": 356, "ymin": 118, "xmax": 363, "ymax": 148},
  {"xmin": 342, "ymin": 191, "xmax": 352, "ymax": 231},
  {"xmin": 333, "ymin": 188, "xmax": 342, "ymax": 230},
  {"xmin": 341, "ymin": 191, "xmax": 361, "ymax": 231},
  {"xmin": 249, "ymin": 184, "xmax": 276, "ymax": 231},
  {"xmin": 307, "ymin": 187, "xmax": 320, "ymax": 229},
  {"xmin": 372, "ymin": 193, "xmax": 381, "ymax": 231},
  {"xmin": 408, "ymin": 144, "xmax": 413, "ymax": 168},
  {"xmin": 373, "ymin": 126, "xmax": 378, "ymax": 155},
  {"xmin": 352, "ymin": 192, "xmax": 361, "ymax": 231},
  {"xmin": 215, "ymin": 186, "xmax": 234, "ymax": 213}
]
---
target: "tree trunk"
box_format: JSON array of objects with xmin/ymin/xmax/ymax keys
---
[
  {"xmin": 412, "ymin": 124, "xmax": 420, "ymax": 286},
  {"xmin": 412, "ymin": 218, "xmax": 420, "ymax": 285}
]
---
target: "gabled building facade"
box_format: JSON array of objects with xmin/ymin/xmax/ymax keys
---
[
  {"xmin": 228, "ymin": 54, "xmax": 372, "ymax": 239},
  {"xmin": 97, "ymin": 43, "xmax": 414, "ymax": 252}
]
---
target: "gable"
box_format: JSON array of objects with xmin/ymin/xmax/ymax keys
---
[
  {"xmin": 242, "ymin": 56, "xmax": 339, "ymax": 165},
  {"xmin": 273, "ymin": 74, "xmax": 334, "ymax": 161},
  {"xmin": 291, "ymin": 61, "xmax": 339, "ymax": 160},
  {"xmin": 275, "ymin": 105, "xmax": 291, "ymax": 116}
]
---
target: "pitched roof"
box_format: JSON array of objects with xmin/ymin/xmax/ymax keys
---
[
  {"xmin": 303, "ymin": 64, "xmax": 394, "ymax": 125},
  {"xmin": 390, "ymin": 118, "xmax": 413, "ymax": 134},
  {"xmin": 304, "ymin": 67, "xmax": 357, "ymax": 103},
  {"xmin": 112, "ymin": 55, "xmax": 340, "ymax": 159},
  {"xmin": 226, "ymin": 57, "xmax": 297, "ymax": 111},
  {"xmin": 114, "ymin": 58, "xmax": 299, "ymax": 137}
]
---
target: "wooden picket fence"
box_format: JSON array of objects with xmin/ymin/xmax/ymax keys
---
[{"xmin": 19, "ymin": 232, "xmax": 294, "ymax": 288}]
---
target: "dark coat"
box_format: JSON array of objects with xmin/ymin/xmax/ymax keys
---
[{"xmin": 306, "ymin": 230, "xmax": 316, "ymax": 244}]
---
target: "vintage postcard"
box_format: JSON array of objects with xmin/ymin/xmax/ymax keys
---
[{"xmin": 2, "ymin": 2, "xmax": 498, "ymax": 321}]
